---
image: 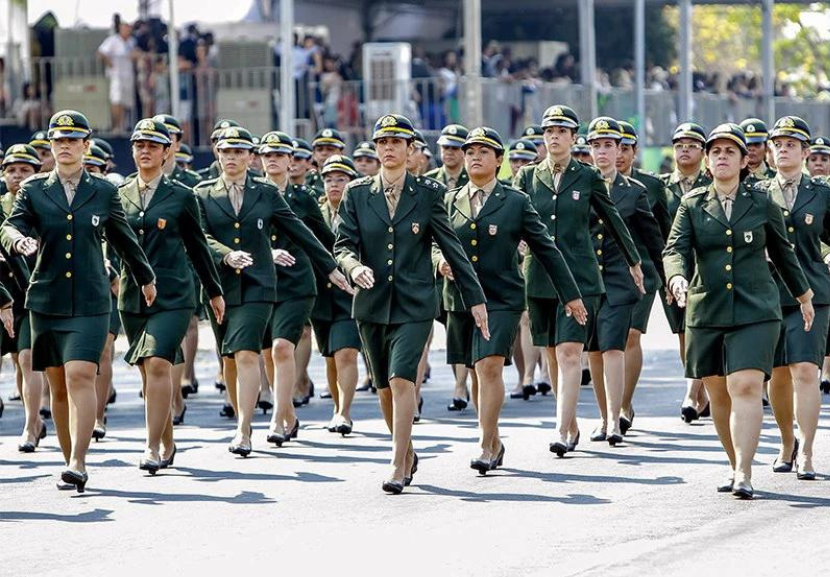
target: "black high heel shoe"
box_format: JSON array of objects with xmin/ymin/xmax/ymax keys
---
[
  {"xmin": 335, "ymin": 420, "xmax": 353, "ymax": 436},
  {"xmin": 536, "ymin": 381, "xmax": 552, "ymax": 395},
  {"xmin": 288, "ymin": 419, "xmax": 300, "ymax": 439},
  {"xmin": 607, "ymin": 433, "xmax": 623, "ymax": 447},
  {"xmin": 39, "ymin": 407, "xmax": 52, "ymax": 420},
  {"xmin": 92, "ymin": 423, "xmax": 107, "ymax": 441},
  {"xmin": 699, "ymin": 403, "xmax": 711, "ymax": 418},
  {"xmin": 107, "ymin": 388, "xmax": 117, "ymax": 405},
  {"xmin": 181, "ymin": 383, "xmax": 194, "ymax": 399},
  {"xmin": 266, "ymin": 429, "xmax": 288, "ymax": 447},
  {"xmin": 61, "ymin": 470, "xmax": 88, "ymax": 493},
  {"xmin": 160, "ymin": 444, "xmax": 177, "ymax": 469},
  {"xmin": 219, "ymin": 403, "xmax": 235, "ymax": 418},
  {"xmin": 521, "ymin": 383, "xmax": 537, "ymax": 400},
  {"xmin": 549, "ymin": 441, "xmax": 568, "ymax": 458},
  {"xmin": 256, "ymin": 398, "xmax": 273, "ymax": 415},
  {"xmin": 404, "ymin": 453, "xmax": 419, "ymax": 486},
  {"xmin": 581, "ymin": 367, "xmax": 592, "ymax": 386},
  {"xmin": 139, "ymin": 458, "xmax": 161, "ymax": 475},
  {"xmin": 620, "ymin": 409, "xmax": 635, "ymax": 436},
  {"xmin": 680, "ymin": 405, "xmax": 699, "ymax": 424},
  {"xmin": 0, "ymin": 397, "xmax": 4, "ymax": 418},
  {"xmin": 447, "ymin": 396, "xmax": 468, "ymax": 411},
  {"xmin": 172, "ymin": 405, "xmax": 187, "ymax": 426},
  {"xmin": 732, "ymin": 481, "xmax": 754, "ymax": 499},
  {"xmin": 382, "ymin": 479, "xmax": 404, "ymax": 494},
  {"xmin": 228, "ymin": 439, "xmax": 252, "ymax": 457},
  {"xmin": 821, "ymin": 379, "xmax": 830, "ymax": 394},
  {"xmin": 490, "ymin": 443, "xmax": 505, "ymax": 470},
  {"xmin": 18, "ymin": 422, "xmax": 47, "ymax": 453},
  {"xmin": 567, "ymin": 430, "xmax": 581, "ymax": 452},
  {"xmin": 590, "ymin": 428, "xmax": 607, "ymax": 442},
  {"xmin": 215, "ymin": 379, "xmax": 226, "ymax": 392},
  {"xmin": 509, "ymin": 390, "xmax": 525, "ymax": 399},
  {"xmin": 772, "ymin": 439, "xmax": 799, "ymax": 473},
  {"xmin": 470, "ymin": 457, "xmax": 491, "ymax": 475}
]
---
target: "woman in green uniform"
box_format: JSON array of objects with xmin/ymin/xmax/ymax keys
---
[
  {"xmin": 118, "ymin": 118, "xmax": 225, "ymax": 474},
  {"xmin": 662, "ymin": 122, "xmax": 712, "ymax": 424},
  {"xmin": 0, "ymin": 110, "xmax": 157, "ymax": 492},
  {"xmin": 195, "ymin": 126, "xmax": 349, "ymax": 457},
  {"xmin": 664, "ymin": 123, "xmax": 813, "ymax": 499},
  {"xmin": 312, "ymin": 155, "xmax": 363, "ymax": 434},
  {"xmin": 258, "ymin": 130, "xmax": 336, "ymax": 445},
  {"xmin": 2, "ymin": 145, "xmax": 46, "ymax": 453},
  {"xmin": 436, "ymin": 126, "xmax": 586, "ymax": 473},
  {"xmin": 335, "ymin": 114, "xmax": 487, "ymax": 494},
  {"xmin": 583, "ymin": 118, "xmax": 665, "ymax": 445},
  {"xmin": 513, "ymin": 105, "xmax": 643, "ymax": 457},
  {"xmin": 352, "ymin": 141, "xmax": 380, "ymax": 177},
  {"xmin": 760, "ymin": 116, "xmax": 830, "ymax": 481}
]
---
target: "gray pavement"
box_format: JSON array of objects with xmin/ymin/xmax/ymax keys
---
[{"xmin": 2, "ymin": 309, "xmax": 830, "ymax": 577}]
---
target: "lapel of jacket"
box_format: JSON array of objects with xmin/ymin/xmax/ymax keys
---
[
  {"xmin": 148, "ymin": 175, "xmax": 176, "ymax": 210},
  {"xmin": 557, "ymin": 159, "xmax": 581, "ymax": 196},
  {"xmin": 367, "ymin": 174, "xmax": 393, "ymax": 226},
  {"xmin": 452, "ymin": 184, "xmax": 473, "ymax": 221},
  {"xmin": 457, "ymin": 169, "xmax": 470, "ymax": 188},
  {"xmin": 209, "ymin": 177, "xmax": 236, "ymax": 219},
  {"xmin": 766, "ymin": 177, "xmax": 787, "ymax": 210},
  {"xmin": 120, "ymin": 177, "xmax": 143, "ymax": 212},
  {"xmin": 69, "ymin": 171, "xmax": 97, "ymax": 213},
  {"xmin": 792, "ymin": 177, "xmax": 817, "ymax": 215},
  {"xmin": 532, "ymin": 161, "xmax": 557, "ymax": 195},
  {"xmin": 476, "ymin": 181, "xmax": 508, "ymax": 221},
  {"xmin": 728, "ymin": 184, "xmax": 754, "ymax": 226},
  {"xmin": 42, "ymin": 171, "xmax": 72, "ymax": 213},
  {"xmin": 701, "ymin": 185, "xmax": 730, "ymax": 228},
  {"xmin": 391, "ymin": 173, "xmax": 418, "ymax": 225},
  {"xmin": 238, "ymin": 175, "xmax": 262, "ymax": 220}
]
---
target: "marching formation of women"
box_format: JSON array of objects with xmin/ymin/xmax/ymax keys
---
[{"xmin": 3, "ymin": 104, "xmax": 829, "ymax": 499}]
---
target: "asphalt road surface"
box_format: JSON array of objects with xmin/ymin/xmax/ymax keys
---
[{"xmin": 2, "ymin": 303, "xmax": 829, "ymax": 577}]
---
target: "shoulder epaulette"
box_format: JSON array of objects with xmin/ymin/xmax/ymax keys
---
[
  {"xmin": 23, "ymin": 173, "xmax": 48, "ymax": 185},
  {"xmin": 627, "ymin": 176, "xmax": 647, "ymax": 190},
  {"xmin": 416, "ymin": 175, "xmax": 443, "ymax": 191},
  {"xmin": 194, "ymin": 177, "xmax": 218, "ymax": 190},
  {"xmin": 685, "ymin": 186, "xmax": 708, "ymax": 198}
]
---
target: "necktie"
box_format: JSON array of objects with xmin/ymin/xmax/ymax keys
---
[
  {"xmin": 140, "ymin": 183, "xmax": 151, "ymax": 209},
  {"xmin": 447, "ymin": 176, "xmax": 458, "ymax": 190},
  {"xmin": 65, "ymin": 180, "xmax": 76, "ymax": 206},
  {"xmin": 719, "ymin": 195, "xmax": 734, "ymax": 220},
  {"xmin": 783, "ymin": 180, "xmax": 797, "ymax": 210},
  {"xmin": 551, "ymin": 163, "xmax": 564, "ymax": 192},
  {"xmin": 230, "ymin": 183, "xmax": 243, "ymax": 215},
  {"xmin": 470, "ymin": 189, "xmax": 483, "ymax": 218},
  {"xmin": 682, "ymin": 176, "xmax": 696, "ymax": 194},
  {"xmin": 385, "ymin": 185, "xmax": 399, "ymax": 218}
]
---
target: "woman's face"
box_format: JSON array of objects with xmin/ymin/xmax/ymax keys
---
[
  {"xmin": 705, "ymin": 140, "xmax": 748, "ymax": 181},
  {"xmin": 354, "ymin": 156, "xmax": 380, "ymax": 177},
  {"xmin": 262, "ymin": 151, "xmax": 292, "ymax": 177},
  {"xmin": 132, "ymin": 140, "xmax": 168, "ymax": 172},
  {"xmin": 771, "ymin": 136, "xmax": 808, "ymax": 172},
  {"xmin": 2, "ymin": 164, "xmax": 36, "ymax": 194},
  {"xmin": 543, "ymin": 126, "xmax": 576, "ymax": 159},
  {"xmin": 464, "ymin": 144, "xmax": 500, "ymax": 181},
  {"xmin": 51, "ymin": 137, "xmax": 87, "ymax": 167},
  {"xmin": 589, "ymin": 138, "xmax": 619, "ymax": 171},
  {"xmin": 806, "ymin": 152, "xmax": 830, "ymax": 177},
  {"xmin": 324, "ymin": 171, "xmax": 350, "ymax": 205},
  {"xmin": 218, "ymin": 148, "xmax": 250, "ymax": 178},
  {"xmin": 375, "ymin": 137, "xmax": 411, "ymax": 170}
]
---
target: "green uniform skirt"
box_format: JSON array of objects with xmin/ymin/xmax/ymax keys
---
[
  {"xmin": 446, "ymin": 309, "xmax": 521, "ymax": 368},
  {"xmin": 774, "ymin": 305, "xmax": 830, "ymax": 368},
  {"xmin": 527, "ymin": 295, "xmax": 600, "ymax": 347},
  {"xmin": 17, "ymin": 314, "xmax": 32, "ymax": 351},
  {"xmin": 269, "ymin": 297, "xmax": 315, "ymax": 346},
  {"xmin": 30, "ymin": 311, "xmax": 109, "ymax": 371},
  {"xmin": 312, "ymin": 318, "xmax": 361, "ymax": 357},
  {"xmin": 358, "ymin": 320, "xmax": 433, "ymax": 388},
  {"xmin": 209, "ymin": 302, "xmax": 273, "ymax": 357},
  {"xmin": 121, "ymin": 309, "xmax": 191, "ymax": 365},
  {"xmin": 685, "ymin": 320, "xmax": 780, "ymax": 380},
  {"xmin": 587, "ymin": 297, "xmax": 635, "ymax": 353},
  {"xmin": 630, "ymin": 290, "xmax": 657, "ymax": 334}
]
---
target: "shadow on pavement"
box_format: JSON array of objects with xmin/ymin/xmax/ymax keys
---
[{"xmin": 0, "ymin": 508, "xmax": 115, "ymax": 523}]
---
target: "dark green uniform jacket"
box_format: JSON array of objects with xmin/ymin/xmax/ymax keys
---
[
  {"xmin": 0, "ymin": 170, "xmax": 155, "ymax": 316},
  {"xmin": 117, "ymin": 175, "xmax": 222, "ymax": 313},
  {"xmin": 662, "ymin": 170, "xmax": 712, "ymax": 222},
  {"xmin": 436, "ymin": 181, "xmax": 580, "ymax": 312},
  {"xmin": 663, "ymin": 183, "xmax": 810, "ymax": 328},
  {"xmin": 594, "ymin": 173, "xmax": 666, "ymax": 305},
  {"xmin": 272, "ymin": 183, "xmax": 335, "ymax": 302},
  {"xmin": 514, "ymin": 158, "xmax": 641, "ymax": 299},
  {"xmin": 312, "ymin": 201, "xmax": 352, "ymax": 321},
  {"xmin": 424, "ymin": 165, "xmax": 469, "ymax": 189},
  {"xmin": 335, "ymin": 173, "xmax": 486, "ymax": 324},
  {"xmin": 195, "ymin": 175, "xmax": 337, "ymax": 307},
  {"xmin": 743, "ymin": 163, "xmax": 777, "ymax": 188},
  {"xmin": 754, "ymin": 176, "xmax": 830, "ymax": 307},
  {"xmin": 304, "ymin": 170, "xmax": 325, "ymax": 198}
]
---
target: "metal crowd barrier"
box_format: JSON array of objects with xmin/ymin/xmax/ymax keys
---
[{"xmin": 15, "ymin": 59, "xmax": 830, "ymax": 148}]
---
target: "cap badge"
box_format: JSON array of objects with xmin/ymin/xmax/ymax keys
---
[{"xmin": 56, "ymin": 115, "xmax": 74, "ymax": 127}]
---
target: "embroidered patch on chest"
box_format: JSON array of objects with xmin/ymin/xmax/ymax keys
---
[
  {"xmin": 744, "ymin": 231, "xmax": 753, "ymax": 243},
  {"xmin": 411, "ymin": 222, "xmax": 420, "ymax": 234}
]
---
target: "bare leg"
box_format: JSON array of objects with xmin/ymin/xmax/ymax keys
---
[
  {"xmin": 46, "ymin": 368, "xmax": 71, "ymax": 464},
  {"xmin": 768, "ymin": 366, "xmax": 796, "ymax": 463},
  {"xmin": 387, "ymin": 377, "xmax": 416, "ymax": 482},
  {"xmin": 622, "ymin": 329, "xmax": 643, "ymax": 417},
  {"xmin": 232, "ymin": 350, "xmax": 261, "ymax": 446},
  {"xmin": 272, "ymin": 338, "xmax": 298, "ymax": 433},
  {"xmin": 703, "ymin": 376, "xmax": 735, "ymax": 471},
  {"xmin": 293, "ymin": 327, "xmax": 313, "ymax": 399},
  {"xmin": 334, "ymin": 348, "xmax": 358, "ymax": 422},
  {"xmin": 512, "ymin": 330, "xmax": 525, "ymax": 391},
  {"xmin": 182, "ymin": 316, "xmax": 199, "ymax": 384},
  {"xmin": 223, "ymin": 357, "xmax": 238, "ymax": 414},
  {"xmin": 142, "ymin": 357, "xmax": 174, "ymax": 461},
  {"xmin": 725, "ymin": 369, "xmax": 765, "ymax": 485},
  {"xmin": 602, "ymin": 350, "xmax": 625, "ymax": 437},
  {"xmin": 791, "ymin": 362, "xmax": 820, "ymax": 473},
  {"xmin": 63, "ymin": 361, "xmax": 99, "ymax": 473},
  {"xmin": 552, "ymin": 342, "xmax": 583, "ymax": 444},
  {"xmin": 94, "ymin": 334, "xmax": 115, "ymax": 430},
  {"xmin": 475, "ymin": 356, "xmax": 506, "ymax": 460},
  {"xmin": 19, "ymin": 349, "xmax": 45, "ymax": 445},
  {"xmin": 326, "ymin": 357, "xmax": 340, "ymax": 423},
  {"xmin": 588, "ymin": 351, "xmax": 607, "ymax": 432}
]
